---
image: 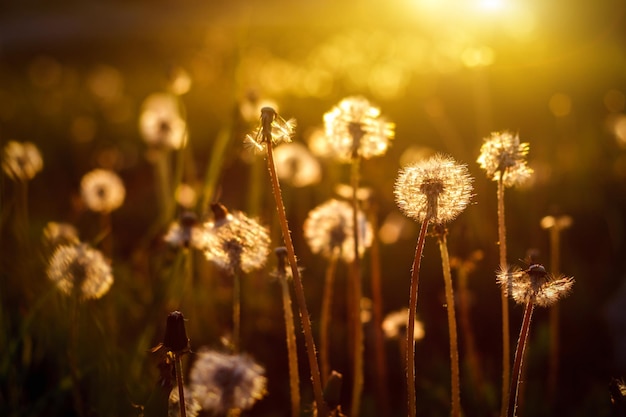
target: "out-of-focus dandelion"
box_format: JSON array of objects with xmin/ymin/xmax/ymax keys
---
[
  {"xmin": 497, "ymin": 264, "xmax": 574, "ymax": 417},
  {"xmin": 394, "ymin": 154, "xmax": 472, "ymax": 417},
  {"xmin": 323, "ymin": 96, "xmax": 394, "ymax": 162},
  {"xmin": 164, "ymin": 212, "xmax": 202, "ymax": 250},
  {"xmin": 303, "ymin": 199, "xmax": 373, "ymax": 263},
  {"xmin": 169, "ymin": 386, "xmax": 200, "ymax": 417},
  {"xmin": 42, "ymin": 222, "xmax": 79, "ymax": 252},
  {"xmin": 246, "ymin": 106, "xmax": 328, "ymax": 416},
  {"xmin": 167, "ymin": 66, "xmax": 192, "ymax": 96},
  {"xmin": 175, "ymin": 183, "xmax": 198, "ymax": 209},
  {"xmin": 47, "ymin": 242, "xmax": 113, "ymax": 300},
  {"xmin": 381, "ymin": 309, "xmax": 425, "ymax": 341},
  {"xmin": 273, "ymin": 142, "xmax": 322, "ymax": 187},
  {"xmin": 477, "ymin": 131, "xmax": 533, "ymax": 415},
  {"xmin": 189, "ymin": 348, "xmax": 267, "ymax": 415},
  {"xmin": 272, "ymin": 247, "xmax": 301, "ymax": 417},
  {"xmin": 2, "ymin": 140, "xmax": 43, "ymax": 181},
  {"xmin": 80, "ymin": 169, "xmax": 126, "ymax": 214},
  {"xmin": 334, "ymin": 183, "xmax": 373, "ymax": 203},
  {"xmin": 139, "ymin": 93, "xmax": 187, "ymax": 151}
]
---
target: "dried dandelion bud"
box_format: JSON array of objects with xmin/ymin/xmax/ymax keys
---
[
  {"xmin": 381, "ymin": 309, "xmax": 425, "ymax": 340},
  {"xmin": 198, "ymin": 206, "xmax": 271, "ymax": 275},
  {"xmin": 2, "ymin": 140, "xmax": 43, "ymax": 181},
  {"xmin": 394, "ymin": 154, "xmax": 473, "ymax": 224},
  {"xmin": 273, "ymin": 142, "xmax": 322, "ymax": 187},
  {"xmin": 477, "ymin": 131, "xmax": 533, "ymax": 187},
  {"xmin": 139, "ymin": 93, "xmax": 187, "ymax": 150},
  {"xmin": 303, "ymin": 199, "xmax": 373, "ymax": 263},
  {"xmin": 244, "ymin": 107, "xmax": 296, "ymax": 153},
  {"xmin": 189, "ymin": 348, "xmax": 268, "ymax": 415},
  {"xmin": 164, "ymin": 211, "xmax": 202, "ymax": 249},
  {"xmin": 323, "ymin": 96, "xmax": 394, "ymax": 161},
  {"xmin": 497, "ymin": 264, "xmax": 574, "ymax": 307},
  {"xmin": 80, "ymin": 169, "xmax": 126, "ymax": 213},
  {"xmin": 163, "ymin": 311, "xmax": 190, "ymax": 354},
  {"xmin": 47, "ymin": 242, "xmax": 113, "ymax": 300}
]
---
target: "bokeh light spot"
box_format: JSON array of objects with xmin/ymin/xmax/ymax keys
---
[
  {"xmin": 549, "ymin": 93, "xmax": 572, "ymax": 117},
  {"xmin": 604, "ymin": 89, "xmax": 625, "ymax": 113}
]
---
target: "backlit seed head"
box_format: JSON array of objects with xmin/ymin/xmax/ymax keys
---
[
  {"xmin": 273, "ymin": 142, "xmax": 322, "ymax": 187},
  {"xmin": 497, "ymin": 264, "xmax": 574, "ymax": 307},
  {"xmin": 198, "ymin": 206, "xmax": 271, "ymax": 275},
  {"xmin": 381, "ymin": 309, "xmax": 425, "ymax": 341},
  {"xmin": 477, "ymin": 131, "xmax": 533, "ymax": 187},
  {"xmin": 189, "ymin": 348, "xmax": 267, "ymax": 415},
  {"xmin": 323, "ymin": 96, "xmax": 394, "ymax": 161},
  {"xmin": 164, "ymin": 211, "xmax": 203, "ymax": 249},
  {"xmin": 139, "ymin": 93, "xmax": 187, "ymax": 150},
  {"xmin": 303, "ymin": 199, "xmax": 373, "ymax": 263},
  {"xmin": 395, "ymin": 154, "xmax": 473, "ymax": 224},
  {"xmin": 80, "ymin": 169, "xmax": 126, "ymax": 213},
  {"xmin": 244, "ymin": 107, "xmax": 296, "ymax": 153},
  {"xmin": 47, "ymin": 243, "xmax": 113, "ymax": 300},
  {"xmin": 2, "ymin": 140, "xmax": 43, "ymax": 181}
]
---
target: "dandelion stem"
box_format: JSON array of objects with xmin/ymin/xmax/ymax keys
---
[
  {"xmin": 174, "ymin": 352, "xmax": 188, "ymax": 417},
  {"xmin": 437, "ymin": 232, "xmax": 461, "ymax": 417},
  {"xmin": 497, "ymin": 176, "xmax": 511, "ymax": 417},
  {"xmin": 265, "ymin": 139, "xmax": 329, "ymax": 417},
  {"xmin": 349, "ymin": 156, "xmax": 364, "ymax": 417},
  {"xmin": 320, "ymin": 253, "xmax": 339, "ymax": 385},
  {"xmin": 407, "ymin": 219, "xmax": 429, "ymax": 417},
  {"xmin": 508, "ymin": 301, "xmax": 534, "ymax": 417},
  {"xmin": 547, "ymin": 226, "xmax": 561, "ymax": 404},
  {"xmin": 233, "ymin": 271, "xmax": 241, "ymax": 352},
  {"xmin": 279, "ymin": 272, "xmax": 302, "ymax": 417}
]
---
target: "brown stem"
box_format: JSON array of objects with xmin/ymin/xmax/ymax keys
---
[
  {"xmin": 508, "ymin": 302, "xmax": 534, "ymax": 417},
  {"xmin": 175, "ymin": 353, "xmax": 187, "ymax": 417},
  {"xmin": 233, "ymin": 272, "xmax": 241, "ymax": 352},
  {"xmin": 265, "ymin": 140, "xmax": 329, "ymax": 417},
  {"xmin": 280, "ymin": 274, "xmax": 301, "ymax": 417},
  {"xmin": 497, "ymin": 177, "xmax": 511, "ymax": 417},
  {"xmin": 547, "ymin": 227, "xmax": 561, "ymax": 404},
  {"xmin": 407, "ymin": 219, "xmax": 429, "ymax": 417},
  {"xmin": 321, "ymin": 253, "xmax": 339, "ymax": 385}
]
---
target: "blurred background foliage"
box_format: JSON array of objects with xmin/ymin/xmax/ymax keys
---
[{"xmin": 1, "ymin": 0, "xmax": 626, "ymax": 416}]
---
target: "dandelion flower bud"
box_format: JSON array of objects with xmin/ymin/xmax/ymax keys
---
[
  {"xmin": 80, "ymin": 169, "xmax": 126, "ymax": 213},
  {"xmin": 189, "ymin": 348, "xmax": 267, "ymax": 415},
  {"xmin": 47, "ymin": 242, "xmax": 113, "ymax": 300},
  {"xmin": 303, "ymin": 199, "xmax": 373, "ymax": 263},
  {"xmin": 323, "ymin": 96, "xmax": 394, "ymax": 161},
  {"xmin": 394, "ymin": 154, "xmax": 473, "ymax": 224},
  {"xmin": 477, "ymin": 131, "xmax": 533, "ymax": 187},
  {"xmin": 497, "ymin": 264, "xmax": 574, "ymax": 307},
  {"xmin": 198, "ymin": 205, "xmax": 271, "ymax": 275},
  {"xmin": 2, "ymin": 140, "xmax": 43, "ymax": 181}
]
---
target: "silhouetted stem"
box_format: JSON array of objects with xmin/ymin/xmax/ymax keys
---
[
  {"xmin": 437, "ymin": 234, "xmax": 461, "ymax": 417},
  {"xmin": 265, "ymin": 140, "xmax": 329, "ymax": 417},
  {"xmin": 350, "ymin": 157, "xmax": 364, "ymax": 417},
  {"xmin": 548, "ymin": 227, "xmax": 561, "ymax": 403},
  {"xmin": 497, "ymin": 177, "xmax": 511, "ymax": 417},
  {"xmin": 321, "ymin": 253, "xmax": 339, "ymax": 385},
  {"xmin": 279, "ymin": 273, "xmax": 301, "ymax": 417},
  {"xmin": 174, "ymin": 353, "xmax": 187, "ymax": 417},
  {"xmin": 233, "ymin": 272, "xmax": 241, "ymax": 352},
  {"xmin": 508, "ymin": 302, "xmax": 534, "ymax": 417},
  {"xmin": 407, "ymin": 219, "xmax": 429, "ymax": 417}
]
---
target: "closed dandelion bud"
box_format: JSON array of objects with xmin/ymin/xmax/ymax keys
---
[
  {"xmin": 497, "ymin": 264, "xmax": 574, "ymax": 307},
  {"xmin": 477, "ymin": 131, "xmax": 533, "ymax": 187},
  {"xmin": 80, "ymin": 169, "xmax": 126, "ymax": 213},
  {"xmin": 163, "ymin": 311, "xmax": 190, "ymax": 354},
  {"xmin": 2, "ymin": 140, "xmax": 43, "ymax": 181},
  {"xmin": 395, "ymin": 154, "xmax": 473, "ymax": 224}
]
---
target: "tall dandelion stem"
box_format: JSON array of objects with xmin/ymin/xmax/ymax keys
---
[
  {"xmin": 437, "ymin": 232, "xmax": 461, "ymax": 417},
  {"xmin": 350, "ymin": 155, "xmax": 364, "ymax": 417},
  {"xmin": 507, "ymin": 302, "xmax": 534, "ymax": 417},
  {"xmin": 233, "ymin": 272, "xmax": 241, "ymax": 352},
  {"xmin": 320, "ymin": 254, "xmax": 339, "ymax": 385},
  {"xmin": 407, "ymin": 219, "xmax": 429, "ymax": 417},
  {"xmin": 174, "ymin": 352, "xmax": 188, "ymax": 417},
  {"xmin": 279, "ymin": 269, "xmax": 302, "ymax": 417},
  {"xmin": 497, "ymin": 176, "xmax": 511, "ymax": 417},
  {"xmin": 265, "ymin": 139, "xmax": 328, "ymax": 417}
]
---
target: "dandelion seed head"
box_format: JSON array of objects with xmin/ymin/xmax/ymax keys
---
[
  {"xmin": 323, "ymin": 96, "xmax": 394, "ymax": 161},
  {"xmin": 303, "ymin": 199, "xmax": 373, "ymax": 263},
  {"xmin": 80, "ymin": 169, "xmax": 126, "ymax": 213},
  {"xmin": 245, "ymin": 107, "xmax": 296, "ymax": 153},
  {"xmin": 477, "ymin": 131, "xmax": 533, "ymax": 187},
  {"xmin": 198, "ymin": 207, "xmax": 270, "ymax": 275},
  {"xmin": 189, "ymin": 348, "xmax": 267, "ymax": 415},
  {"xmin": 394, "ymin": 154, "xmax": 473, "ymax": 224},
  {"xmin": 2, "ymin": 140, "xmax": 43, "ymax": 181},
  {"xmin": 497, "ymin": 264, "xmax": 574, "ymax": 307},
  {"xmin": 273, "ymin": 142, "xmax": 322, "ymax": 187},
  {"xmin": 139, "ymin": 93, "xmax": 187, "ymax": 150},
  {"xmin": 382, "ymin": 309, "xmax": 425, "ymax": 341},
  {"xmin": 47, "ymin": 243, "xmax": 113, "ymax": 300}
]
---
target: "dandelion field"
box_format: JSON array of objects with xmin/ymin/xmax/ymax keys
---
[{"xmin": 2, "ymin": 1, "xmax": 626, "ymax": 416}]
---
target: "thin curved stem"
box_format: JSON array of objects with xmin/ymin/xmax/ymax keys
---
[
  {"xmin": 508, "ymin": 302, "xmax": 534, "ymax": 417},
  {"xmin": 548, "ymin": 227, "xmax": 561, "ymax": 404},
  {"xmin": 321, "ymin": 253, "xmax": 339, "ymax": 386},
  {"xmin": 233, "ymin": 272, "xmax": 241, "ymax": 352},
  {"xmin": 279, "ymin": 273, "xmax": 301, "ymax": 417},
  {"xmin": 265, "ymin": 140, "xmax": 329, "ymax": 417},
  {"xmin": 407, "ymin": 219, "xmax": 429, "ymax": 417},
  {"xmin": 497, "ymin": 177, "xmax": 511, "ymax": 417}
]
